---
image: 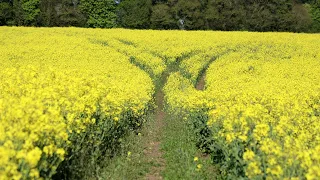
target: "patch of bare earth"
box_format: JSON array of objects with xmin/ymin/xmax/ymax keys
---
[
  {"xmin": 196, "ymin": 73, "xmax": 206, "ymax": 90},
  {"xmin": 144, "ymin": 90, "xmax": 166, "ymax": 180}
]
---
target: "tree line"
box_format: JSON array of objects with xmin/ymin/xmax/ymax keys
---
[{"xmin": 1, "ymin": 0, "xmax": 320, "ymax": 32}]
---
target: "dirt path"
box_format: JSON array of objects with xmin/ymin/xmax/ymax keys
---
[
  {"xmin": 144, "ymin": 89, "xmax": 166, "ymax": 180},
  {"xmin": 196, "ymin": 73, "xmax": 206, "ymax": 90},
  {"xmin": 136, "ymin": 50, "xmax": 212, "ymax": 179},
  {"xmin": 143, "ymin": 54, "xmax": 207, "ymax": 179}
]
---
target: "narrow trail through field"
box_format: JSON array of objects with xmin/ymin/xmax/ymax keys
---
[
  {"xmin": 100, "ymin": 39, "xmax": 217, "ymax": 179},
  {"xmin": 143, "ymin": 57, "xmax": 211, "ymax": 179},
  {"xmin": 144, "ymin": 88, "xmax": 166, "ymax": 180},
  {"xmin": 142, "ymin": 50, "xmax": 218, "ymax": 179},
  {"xmin": 92, "ymin": 40, "xmax": 220, "ymax": 179},
  {"xmin": 143, "ymin": 57, "xmax": 188, "ymax": 179}
]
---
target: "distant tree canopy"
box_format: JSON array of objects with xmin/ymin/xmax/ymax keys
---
[
  {"xmin": 79, "ymin": 0, "xmax": 117, "ymax": 28},
  {"xmin": 0, "ymin": 0, "xmax": 319, "ymax": 32}
]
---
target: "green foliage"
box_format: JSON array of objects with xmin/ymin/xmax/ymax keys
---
[
  {"xmin": 58, "ymin": 0, "xmax": 86, "ymax": 27},
  {"xmin": 205, "ymin": 0, "xmax": 246, "ymax": 31},
  {"xmin": 10, "ymin": 0, "xmax": 40, "ymax": 26},
  {"xmin": 170, "ymin": 0, "xmax": 206, "ymax": 30},
  {"xmin": 39, "ymin": 0, "xmax": 86, "ymax": 27},
  {"xmin": 79, "ymin": 0, "xmax": 117, "ymax": 28},
  {"xmin": 150, "ymin": 3, "xmax": 175, "ymax": 29},
  {"xmin": 12, "ymin": 0, "xmax": 23, "ymax": 25},
  {"xmin": 99, "ymin": 115, "xmax": 154, "ymax": 180},
  {"xmin": 21, "ymin": 0, "xmax": 40, "ymax": 24},
  {"xmin": 309, "ymin": 0, "xmax": 320, "ymax": 32},
  {"xmin": 54, "ymin": 110, "xmax": 149, "ymax": 179},
  {"xmin": 204, "ymin": 0, "xmax": 296, "ymax": 31},
  {"xmin": 0, "ymin": 2, "xmax": 13, "ymax": 25},
  {"xmin": 162, "ymin": 113, "xmax": 219, "ymax": 179},
  {"xmin": 186, "ymin": 111, "xmax": 248, "ymax": 179},
  {"xmin": 292, "ymin": 3, "xmax": 312, "ymax": 32},
  {"xmin": 2, "ymin": 0, "xmax": 320, "ymax": 34},
  {"xmin": 117, "ymin": 0, "xmax": 152, "ymax": 29},
  {"xmin": 38, "ymin": 0, "xmax": 57, "ymax": 26}
]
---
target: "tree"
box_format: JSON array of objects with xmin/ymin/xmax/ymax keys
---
[
  {"xmin": 10, "ymin": 0, "xmax": 40, "ymax": 26},
  {"xmin": 205, "ymin": 0, "xmax": 246, "ymax": 31},
  {"xmin": 1, "ymin": 0, "xmax": 318, "ymax": 32},
  {"xmin": 244, "ymin": 0, "xmax": 295, "ymax": 31},
  {"xmin": 309, "ymin": 0, "xmax": 320, "ymax": 32},
  {"xmin": 292, "ymin": 2, "xmax": 312, "ymax": 32},
  {"xmin": 171, "ymin": 0, "xmax": 206, "ymax": 30},
  {"xmin": 38, "ymin": 0, "xmax": 58, "ymax": 26},
  {"xmin": 38, "ymin": 0, "xmax": 85, "ymax": 27},
  {"xmin": 58, "ymin": 0, "xmax": 86, "ymax": 27},
  {"xmin": 79, "ymin": 0, "xmax": 117, "ymax": 28},
  {"xmin": 150, "ymin": 3, "xmax": 176, "ymax": 29},
  {"xmin": 21, "ymin": 0, "xmax": 40, "ymax": 25},
  {"xmin": 0, "ymin": 1, "xmax": 13, "ymax": 25},
  {"xmin": 204, "ymin": 0, "xmax": 297, "ymax": 32},
  {"xmin": 117, "ymin": 0, "xmax": 152, "ymax": 29}
]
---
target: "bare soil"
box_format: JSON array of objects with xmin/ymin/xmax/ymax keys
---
[
  {"xmin": 196, "ymin": 73, "xmax": 206, "ymax": 90},
  {"xmin": 144, "ymin": 90, "xmax": 166, "ymax": 180}
]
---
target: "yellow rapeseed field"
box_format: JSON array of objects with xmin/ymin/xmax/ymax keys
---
[
  {"xmin": 205, "ymin": 37, "xmax": 320, "ymax": 179},
  {"xmin": 0, "ymin": 27, "xmax": 154, "ymax": 179},
  {"xmin": 1, "ymin": 27, "xmax": 320, "ymax": 179},
  {"xmin": 164, "ymin": 32, "xmax": 320, "ymax": 179}
]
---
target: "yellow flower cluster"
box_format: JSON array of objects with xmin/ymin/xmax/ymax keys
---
[
  {"xmin": 205, "ymin": 40, "xmax": 320, "ymax": 179},
  {"xmin": 0, "ymin": 27, "xmax": 154, "ymax": 179},
  {"xmin": 107, "ymin": 38, "xmax": 166, "ymax": 79},
  {"xmin": 179, "ymin": 47, "xmax": 229, "ymax": 84},
  {"xmin": 164, "ymin": 32, "xmax": 320, "ymax": 179},
  {"xmin": 164, "ymin": 72, "xmax": 210, "ymax": 113}
]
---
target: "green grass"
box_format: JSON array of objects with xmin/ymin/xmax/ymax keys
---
[
  {"xmin": 97, "ymin": 114, "xmax": 156, "ymax": 180},
  {"xmin": 161, "ymin": 114, "xmax": 219, "ymax": 180},
  {"xmin": 95, "ymin": 113, "xmax": 219, "ymax": 180}
]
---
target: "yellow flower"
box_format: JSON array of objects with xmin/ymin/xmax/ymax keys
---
[
  {"xmin": 26, "ymin": 148, "xmax": 42, "ymax": 168},
  {"xmin": 56, "ymin": 148, "xmax": 66, "ymax": 160},
  {"xmin": 194, "ymin": 157, "xmax": 199, "ymax": 162},
  {"xmin": 246, "ymin": 161, "xmax": 262, "ymax": 178},
  {"xmin": 113, "ymin": 117, "xmax": 119, "ymax": 121},
  {"xmin": 29, "ymin": 169, "xmax": 40, "ymax": 178},
  {"xmin": 196, "ymin": 164, "xmax": 202, "ymax": 171},
  {"xmin": 267, "ymin": 165, "xmax": 283, "ymax": 177},
  {"xmin": 243, "ymin": 149, "xmax": 255, "ymax": 161},
  {"xmin": 238, "ymin": 135, "xmax": 248, "ymax": 142}
]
